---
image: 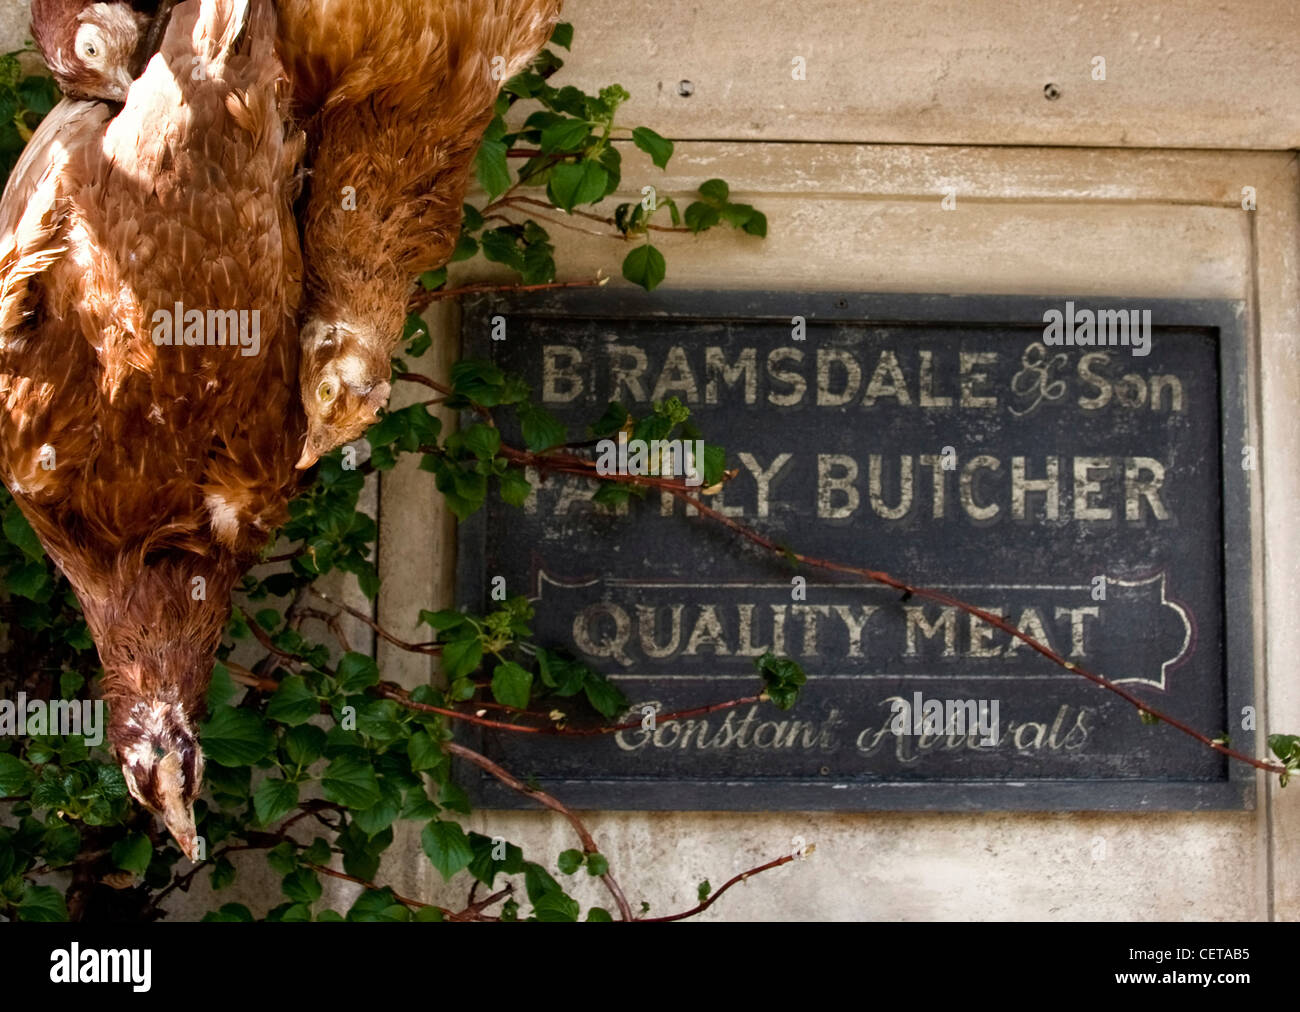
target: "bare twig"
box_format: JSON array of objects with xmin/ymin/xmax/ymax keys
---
[
  {"xmin": 379, "ymin": 681, "xmax": 762, "ymax": 737},
  {"xmin": 504, "ymin": 195, "xmax": 694, "ymax": 233},
  {"xmin": 408, "ymin": 275, "xmax": 608, "ymax": 314},
  {"xmin": 445, "ymin": 741, "xmax": 634, "ymax": 922},
  {"xmin": 309, "ymin": 589, "xmax": 441, "ymax": 655},
  {"xmin": 638, "ymin": 849, "xmax": 811, "ymax": 922}
]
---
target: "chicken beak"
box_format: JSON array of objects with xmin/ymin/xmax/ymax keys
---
[
  {"xmin": 296, "ymin": 436, "xmax": 321, "ymax": 470},
  {"xmin": 115, "ymin": 68, "xmax": 136, "ymax": 102},
  {"xmin": 169, "ymin": 821, "xmax": 200, "ymax": 862},
  {"xmin": 156, "ymin": 752, "xmax": 200, "ymax": 861}
]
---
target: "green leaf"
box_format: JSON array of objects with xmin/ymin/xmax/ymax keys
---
[
  {"xmin": 702, "ymin": 443, "xmax": 727, "ymax": 486},
  {"xmin": 550, "ymin": 22, "xmax": 573, "ymax": 49},
  {"xmin": 3, "ymin": 500, "xmax": 43, "ymax": 560},
  {"xmin": 111, "ymin": 832, "xmax": 153, "ymax": 875},
  {"xmin": 43, "ymin": 822, "xmax": 81, "ymax": 867},
  {"xmin": 267, "ymin": 842, "xmax": 299, "ymax": 876},
  {"xmin": 524, "ymin": 861, "xmax": 560, "ymax": 903},
  {"xmin": 211, "ymin": 856, "xmax": 237, "ymax": 891},
  {"xmin": 622, "ymin": 244, "xmax": 666, "ymax": 292},
  {"xmin": 1269, "ymin": 734, "xmax": 1300, "ymax": 762},
  {"xmin": 284, "ymin": 724, "xmax": 327, "ymax": 767},
  {"xmin": 421, "ymin": 820, "xmax": 475, "ymax": 880},
  {"xmin": 59, "ymin": 669, "xmax": 85, "ymax": 700},
  {"xmin": 96, "ymin": 763, "xmax": 129, "ymax": 800},
  {"xmin": 347, "ymin": 888, "xmax": 410, "ymax": 922},
  {"xmin": 442, "ymin": 636, "xmax": 483, "ymax": 680},
  {"xmin": 407, "ymin": 730, "xmax": 442, "ymax": 771},
  {"xmin": 355, "ymin": 699, "xmax": 403, "ymax": 742},
  {"xmin": 303, "ymin": 837, "xmax": 332, "ymax": 866},
  {"xmin": 18, "ymin": 884, "xmax": 67, "ymax": 922},
  {"xmin": 419, "ymin": 267, "xmax": 448, "ymax": 291},
  {"xmin": 282, "ymin": 866, "xmax": 322, "ymax": 904},
  {"xmin": 461, "ymin": 423, "xmax": 501, "ymax": 460},
  {"xmin": 699, "ymin": 178, "xmax": 730, "ymax": 205},
  {"xmin": 420, "ymin": 609, "xmax": 469, "ymax": 633},
  {"xmin": 321, "ymin": 755, "xmax": 382, "ymax": 809},
  {"xmin": 18, "ymin": 75, "xmax": 59, "ymax": 117},
  {"xmin": 587, "ymin": 907, "xmax": 614, "ymax": 922},
  {"xmin": 631, "ymin": 126, "xmax": 674, "ymax": 169},
  {"xmin": 533, "ymin": 891, "xmax": 580, "ymax": 922},
  {"xmin": 353, "ymin": 782, "xmax": 402, "ymax": 838},
  {"xmin": 449, "ymin": 231, "xmax": 479, "ymax": 263},
  {"xmin": 468, "ymin": 832, "xmax": 525, "ymax": 886},
  {"xmin": 516, "ymin": 402, "xmax": 567, "ymax": 452},
  {"xmin": 597, "ymin": 144, "xmax": 622, "ymax": 196},
  {"xmin": 547, "ymin": 160, "xmax": 609, "ymax": 212},
  {"xmin": 586, "ymin": 852, "xmax": 610, "ymax": 877},
  {"xmin": 719, "ymin": 202, "xmax": 754, "ymax": 229},
  {"xmin": 336, "ymin": 652, "xmax": 380, "ymax": 693},
  {"xmin": 207, "ymin": 663, "xmax": 237, "ymax": 709},
  {"xmin": 546, "ymin": 84, "xmax": 587, "ymax": 117},
  {"xmin": 755, "ymin": 651, "xmax": 808, "ymax": 710},
  {"xmin": 200, "ymin": 707, "xmax": 275, "ymax": 766},
  {"xmin": 557, "ymin": 848, "xmax": 583, "ymax": 875},
  {"xmin": 480, "ymin": 229, "xmax": 526, "ymax": 274},
  {"xmin": 7, "ymin": 561, "xmax": 51, "ymax": 601},
  {"xmin": 684, "ymin": 201, "xmax": 721, "ymax": 233},
  {"xmin": 589, "ymin": 401, "xmax": 629, "ymax": 437},
  {"xmin": 491, "ymin": 661, "xmax": 533, "ymax": 709},
  {"xmin": 537, "ymin": 649, "xmax": 588, "ymax": 696},
  {"xmin": 583, "ymin": 673, "xmax": 628, "ymax": 719},
  {"xmin": 540, "ymin": 117, "xmax": 591, "ymax": 152},
  {"xmin": 202, "ymin": 902, "xmax": 255, "ymax": 922},
  {"xmin": 698, "ymin": 879, "xmax": 712, "ymax": 901},
  {"xmin": 498, "ymin": 467, "xmax": 532, "ymax": 507},
  {"xmin": 474, "ymin": 137, "xmax": 511, "ymax": 199},
  {"xmin": 254, "ymin": 777, "xmax": 300, "ymax": 826},
  {"xmin": 0, "ymin": 753, "xmax": 33, "ymax": 797},
  {"xmin": 267, "ymin": 675, "xmax": 320, "ymax": 726},
  {"xmin": 437, "ymin": 780, "xmax": 472, "ymax": 815}
]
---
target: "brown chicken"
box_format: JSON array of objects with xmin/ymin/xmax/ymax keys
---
[
  {"xmin": 278, "ymin": 0, "xmax": 563, "ymax": 467},
  {"xmin": 0, "ymin": 0, "xmax": 304, "ymax": 857},
  {"xmin": 29, "ymin": 0, "xmax": 152, "ymax": 102}
]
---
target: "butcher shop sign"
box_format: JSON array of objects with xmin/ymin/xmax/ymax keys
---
[{"xmin": 456, "ymin": 291, "xmax": 1254, "ymax": 810}]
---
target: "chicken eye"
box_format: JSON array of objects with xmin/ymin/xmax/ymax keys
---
[
  {"xmin": 152, "ymin": 744, "xmax": 166, "ymax": 760},
  {"xmin": 317, "ymin": 382, "xmax": 335, "ymax": 402},
  {"xmin": 83, "ymin": 42, "xmax": 98, "ymax": 57}
]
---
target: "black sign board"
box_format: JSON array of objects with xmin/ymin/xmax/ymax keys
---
[{"xmin": 456, "ymin": 291, "xmax": 1254, "ymax": 810}]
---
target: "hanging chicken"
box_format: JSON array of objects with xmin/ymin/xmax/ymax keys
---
[
  {"xmin": 278, "ymin": 0, "xmax": 563, "ymax": 467},
  {"xmin": 0, "ymin": 0, "xmax": 304, "ymax": 857}
]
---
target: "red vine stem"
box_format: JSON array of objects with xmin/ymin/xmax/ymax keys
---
[
  {"xmin": 445, "ymin": 741, "xmax": 635, "ymax": 922},
  {"xmin": 381, "ymin": 683, "xmax": 762, "ymax": 737},
  {"xmin": 638, "ymin": 849, "xmax": 810, "ymax": 922}
]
